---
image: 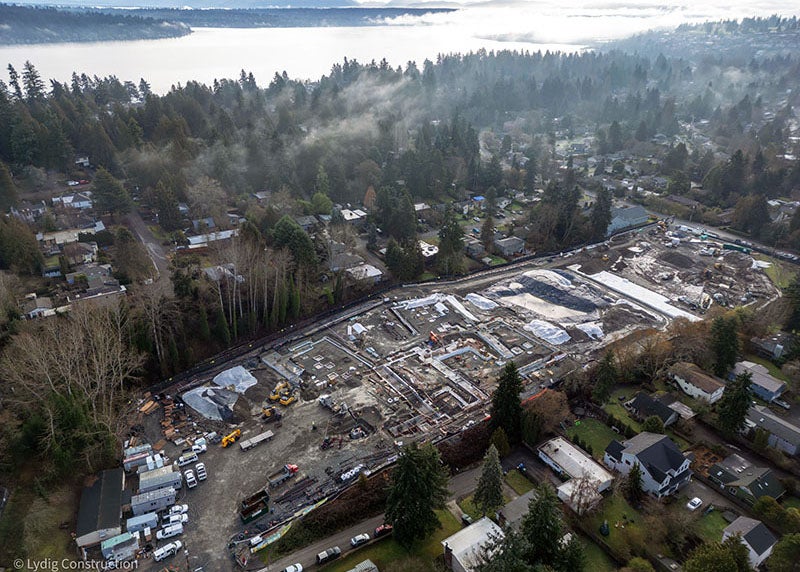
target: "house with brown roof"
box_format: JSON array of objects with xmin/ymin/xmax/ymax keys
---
[{"xmin": 670, "ymin": 362, "xmax": 725, "ymax": 404}]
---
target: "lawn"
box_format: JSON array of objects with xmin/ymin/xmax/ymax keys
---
[
  {"xmin": 488, "ymin": 255, "xmax": 508, "ymax": 266},
  {"xmin": 459, "ymin": 494, "xmax": 511, "ymax": 520},
  {"xmin": 419, "ymin": 272, "xmax": 438, "ymax": 281},
  {"xmin": 505, "ymin": 469, "xmax": 534, "ymax": 495},
  {"xmin": 578, "ymin": 532, "xmax": 618, "ymax": 572},
  {"xmin": 755, "ymin": 254, "xmax": 795, "ymax": 289},
  {"xmin": 743, "ymin": 353, "xmax": 789, "ymax": 382},
  {"xmin": 567, "ymin": 418, "xmax": 619, "ymax": 460},
  {"xmin": 322, "ymin": 510, "xmax": 461, "ymax": 572},
  {"xmin": 586, "ymin": 493, "xmax": 642, "ymax": 557},
  {"xmin": 603, "ymin": 389, "xmax": 642, "ymax": 433},
  {"xmin": 693, "ymin": 509, "xmax": 729, "ymax": 543}
]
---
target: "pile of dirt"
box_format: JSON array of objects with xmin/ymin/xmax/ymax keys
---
[{"xmin": 601, "ymin": 304, "xmax": 656, "ymax": 331}]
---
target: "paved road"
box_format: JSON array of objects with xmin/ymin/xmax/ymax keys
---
[{"xmin": 257, "ymin": 466, "xmax": 482, "ymax": 572}]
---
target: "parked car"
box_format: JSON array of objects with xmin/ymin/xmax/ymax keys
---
[
  {"xmin": 184, "ymin": 469, "xmax": 197, "ymax": 489},
  {"xmin": 374, "ymin": 524, "xmax": 393, "ymax": 538},
  {"xmin": 280, "ymin": 565, "xmax": 303, "ymax": 572},
  {"xmin": 167, "ymin": 513, "xmax": 189, "ymax": 526},
  {"xmin": 195, "ymin": 462, "xmax": 207, "ymax": 481},
  {"xmin": 350, "ymin": 533, "xmax": 370, "ymax": 547},
  {"xmin": 156, "ymin": 523, "xmax": 184, "ymax": 540},
  {"xmin": 316, "ymin": 546, "xmax": 341, "ymax": 565},
  {"xmin": 687, "ymin": 497, "xmax": 703, "ymax": 511},
  {"xmin": 461, "ymin": 513, "xmax": 474, "ymax": 526},
  {"xmin": 192, "ymin": 442, "xmax": 207, "ymax": 454},
  {"xmin": 177, "ymin": 452, "xmax": 198, "ymax": 467},
  {"xmin": 153, "ymin": 540, "xmax": 182, "ymax": 561},
  {"xmin": 167, "ymin": 504, "xmax": 188, "ymax": 516},
  {"xmin": 774, "ymin": 398, "xmax": 791, "ymax": 410}
]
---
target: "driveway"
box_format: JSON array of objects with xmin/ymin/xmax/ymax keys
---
[{"xmin": 124, "ymin": 209, "xmax": 171, "ymax": 283}]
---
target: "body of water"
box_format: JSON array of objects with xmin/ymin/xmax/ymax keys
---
[{"xmin": 0, "ymin": 25, "xmax": 578, "ymax": 93}]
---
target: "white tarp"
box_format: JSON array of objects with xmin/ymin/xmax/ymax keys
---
[
  {"xmin": 466, "ymin": 293, "xmax": 498, "ymax": 310},
  {"xmin": 182, "ymin": 386, "xmax": 237, "ymax": 421},
  {"xmin": 577, "ymin": 322, "xmax": 604, "ymax": 339},
  {"xmin": 213, "ymin": 365, "xmax": 257, "ymax": 394},
  {"xmin": 587, "ymin": 271, "xmax": 699, "ymax": 322},
  {"xmin": 524, "ymin": 319, "xmax": 571, "ymax": 345}
]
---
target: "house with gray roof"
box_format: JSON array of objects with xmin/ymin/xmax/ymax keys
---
[
  {"xmin": 670, "ymin": 362, "xmax": 726, "ymax": 404},
  {"xmin": 733, "ymin": 361, "xmax": 786, "ymax": 402},
  {"xmin": 625, "ymin": 392, "xmax": 678, "ymax": 427},
  {"xmin": 708, "ymin": 454, "xmax": 785, "ymax": 505},
  {"xmin": 746, "ymin": 405, "xmax": 800, "ymax": 455},
  {"xmin": 603, "ymin": 432, "xmax": 692, "ymax": 498},
  {"xmin": 722, "ymin": 516, "xmax": 777, "ymax": 568},
  {"xmin": 606, "ymin": 205, "xmax": 650, "ymax": 236}
]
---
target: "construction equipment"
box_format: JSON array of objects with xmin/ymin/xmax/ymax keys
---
[
  {"xmin": 239, "ymin": 488, "xmax": 270, "ymax": 523},
  {"xmin": 269, "ymin": 382, "xmax": 289, "ymax": 402},
  {"xmin": 428, "ymin": 331, "xmax": 442, "ymax": 347},
  {"xmin": 319, "ymin": 394, "xmax": 343, "ymax": 414},
  {"xmin": 221, "ymin": 429, "xmax": 242, "ymax": 448},
  {"xmin": 268, "ymin": 464, "xmax": 299, "ymax": 488},
  {"xmin": 279, "ymin": 394, "xmax": 297, "ymax": 407},
  {"xmin": 262, "ymin": 406, "xmax": 283, "ymax": 423}
]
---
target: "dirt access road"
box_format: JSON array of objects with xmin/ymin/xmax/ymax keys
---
[{"xmin": 125, "ymin": 210, "xmax": 171, "ymax": 283}]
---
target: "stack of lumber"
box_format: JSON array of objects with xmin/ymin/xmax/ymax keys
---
[{"xmin": 139, "ymin": 400, "xmax": 160, "ymax": 415}]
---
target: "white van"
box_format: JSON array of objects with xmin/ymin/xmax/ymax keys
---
[
  {"xmin": 153, "ymin": 540, "xmax": 182, "ymax": 562},
  {"xmin": 156, "ymin": 522, "xmax": 184, "ymax": 540},
  {"xmin": 167, "ymin": 513, "xmax": 189, "ymax": 526},
  {"xmin": 177, "ymin": 452, "xmax": 198, "ymax": 467}
]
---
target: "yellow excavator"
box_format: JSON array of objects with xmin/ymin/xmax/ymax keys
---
[
  {"xmin": 279, "ymin": 395, "xmax": 297, "ymax": 407},
  {"xmin": 269, "ymin": 381, "xmax": 289, "ymax": 402},
  {"xmin": 221, "ymin": 429, "xmax": 242, "ymax": 447},
  {"xmin": 262, "ymin": 406, "xmax": 283, "ymax": 422}
]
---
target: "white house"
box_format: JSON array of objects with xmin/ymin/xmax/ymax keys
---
[
  {"xmin": 442, "ymin": 517, "xmax": 504, "ymax": 572},
  {"xmin": 603, "ymin": 432, "xmax": 692, "ymax": 498},
  {"xmin": 669, "ymin": 362, "xmax": 725, "ymax": 404},
  {"xmin": 722, "ymin": 517, "xmax": 777, "ymax": 568},
  {"xmin": 346, "ymin": 264, "xmax": 383, "ymax": 285},
  {"xmin": 538, "ymin": 437, "xmax": 614, "ymax": 513},
  {"xmin": 53, "ymin": 192, "xmax": 93, "ymax": 210}
]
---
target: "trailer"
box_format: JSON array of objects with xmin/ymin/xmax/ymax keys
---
[
  {"xmin": 240, "ymin": 500, "xmax": 269, "ymax": 523},
  {"xmin": 139, "ymin": 466, "xmax": 181, "ymax": 494},
  {"xmin": 241, "ymin": 488, "xmax": 270, "ymax": 512},
  {"xmin": 131, "ymin": 487, "xmax": 176, "ymax": 516},
  {"xmin": 126, "ymin": 512, "xmax": 159, "ymax": 533},
  {"xmin": 268, "ymin": 464, "xmax": 299, "ymax": 488},
  {"xmin": 723, "ymin": 243, "xmax": 752, "ymax": 254},
  {"xmin": 240, "ymin": 430, "xmax": 274, "ymax": 452}
]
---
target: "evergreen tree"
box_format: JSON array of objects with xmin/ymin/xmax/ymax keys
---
[
  {"xmin": 642, "ymin": 415, "xmax": 665, "ymax": 434},
  {"xmin": 198, "ymin": 305, "xmax": 211, "ymax": 341},
  {"xmin": 154, "ymin": 181, "xmax": 181, "ymax": 232},
  {"xmin": 717, "ymin": 372, "xmax": 753, "ymax": 435},
  {"xmin": 0, "ymin": 161, "xmax": 18, "ymax": 211},
  {"xmin": 475, "ymin": 529, "xmax": 536, "ymax": 572},
  {"xmin": 386, "ymin": 442, "xmax": 449, "ymax": 549},
  {"xmin": 490, "ymin": 427, "xmax": 511, "ymax": 458},
  {"xmin": 592, "ymin": 351, "xmax": 617, "ymax": 404},
  {"xmin": 786, "ymin": 275, "xmax": 800, "ymax": 331},
  {"xmin": 710, "ymin": 315, "xmax": 739, "ymax": 377},
  {"xmin": 625, "ymin": 462, "xmax": 644, "ymax": 503},
  {"xmin": 491, "ymin": 362, "xmax": 523, "ymax": 444},
  {"xmin": 214, "ymin": 305, "xmax": 231, "ymax": 345},
  {"xmin": 590, "ymin": 188, "xmax": 613, "ymax": 240},
  {"xmin": 474, "ymin": 444, "xmax": 504, "ymax": 517},
  {"xmin": 481, "ymin": 215, "xmax": 495, "ymax": 254},
  {"xmin": 518, "ymin": 483, "xmax": 584, "ymax": 571},
  {"xmin": 437, "ymin": 207, "xmax": 465, "ymax": 275},
  {"xmin": 311, "ymin": 192, "xmax": 333, "ymax": 215},
  {"xmin": 21, "ymin": 60, "xmax": 44, "ymax": 101},
  {"xmin": 93, "ymin": 167, "xmax": 132, "ymax": 215},
  {"xmin": 683, "ymin": 535, "xmax": 750, "ymax": 572},
  {"xmin": 768, "ymin": 532, "xmax": 800, "ymax": 572}
]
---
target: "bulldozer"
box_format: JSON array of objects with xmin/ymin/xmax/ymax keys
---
[
  {"xmin": 221, "ymin": 429, "xmax": 242, "ymax": 447},
  {"xmin": 262, "ymin": 406, "xmax": 283, "ymax": 422}
]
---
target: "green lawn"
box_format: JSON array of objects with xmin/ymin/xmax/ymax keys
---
[
  {"xmin": 755, "ymin": 254, "xmax": 796, "ymax": 289},
  {"xmin": 743, "ymin": 353, "xmax": 789, "ymax": 382},
  {"xmin": 489, "ymin": 255, "xmax": 508, "ymax": 266},
  {"xmin": 322, "ymin": 510, "xmax": 461, "ymax": 572},
  {"xmin": 586, "ymin": 493, "xmax": 642, "ymax": 557},
  {"xmin": 567, "ymin": 418, "xmax": 619, "ymax": 460},
  {"xmin": 419, "ymin": 272, "xmax": 438, "ymax": 281},
  {"xmin": 505, "ymin": 469, "xmax": 534, "ymax": 495},
  {"xmin": 578, "ymin": 532, "xmax": 618, "ymax": 572},
  {"xmin": 694, "ymin": 509, "xmax": 728, "ymax": 543}
]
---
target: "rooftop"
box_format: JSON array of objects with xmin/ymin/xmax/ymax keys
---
[
  {"xmin": 539, "ymin": 437, "xmax": 613, "ymax": 485},
  {"xmin": 76, "ymin": 468, "xmax": 123, "ymax": 540},
  {"xmin": 671, "ymin": 362, "xmax": 725, "ymax": 394},
  {"xmin": 442, "ymin": 516, "xmax": 504, "ymax": 572},
  {"xmin": 747, "ymin": 405, "xmax": 800, "ymax": 446},
  {"xmin": 734, "ymin": 361, "xmax": 786, "ymax": 394},
  {"xmin": 724, "ymin": 516, "xmax": 777, "ymax": 556}
]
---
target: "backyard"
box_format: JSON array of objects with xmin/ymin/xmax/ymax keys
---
[
  {"xmin": 692, "ymin": 508, "xmax": 729, "ymax": 544},
  {"xmin": 567, "ymin": 418, "xmax": 619, "ymax": 460}
]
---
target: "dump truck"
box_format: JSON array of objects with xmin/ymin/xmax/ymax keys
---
[
  {"xmin": 240, "ymin": 430, "xmax": 274, "ymax": 452},
  {"xmin": 221, "ymin": 429, "xmax": 242, "ymax": 448},
  {"xmin": 268, "ymin": 464, "xmax": 299, "ymax": 488},
  {"xmin": 262, "ymin": 406, "xmax": 282, "ymax": 423},
  {"xmin": 239, "ymin": 488, "xmax": 270, "ymax": 523}
]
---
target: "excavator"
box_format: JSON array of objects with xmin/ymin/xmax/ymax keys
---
[
  {"xmin": 262, "ymin": 406, "xmax": 283, "ymax": 423},
  {"xmin": 221, "ymin": 429, "xmax": 242, "ymax": 447},
  {"xmin": 269, "ymin": 382, "xmax": 289, "ymax": 402}
]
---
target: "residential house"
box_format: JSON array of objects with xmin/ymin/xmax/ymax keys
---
[
  {"xmin": 538, "ymin": 437, "xmax": 614, "ymax": 513},
  {"xmin": 295, "ymin": 215, "xmax": 318, "ymax": 232},
  {"xmin": 340, "ymin": 209, "xmax": 367, "ymax": 225},
  {"xmin": 745, "ymin": 405, "xmax": 800, "ymax": 456},
  {"xmin": 442, "ymin": 517, "xmax": 504, "ymax": 572},
  {"xmin": 494, "ymin": 236, "xmax": 525, "ymax": 257},
  {"xmin": 191, "ymin": 217, "xmax": 216, "ymax": 233},
  {"xmin": 328, "ymin": 241, "xmax": 364, "ymax": 272},
  {"xmin": 53, "ymin": 192, "xmax": 93, "ymax": 210},
  {"xmin": 708, "ymin": 454, "xmax": 785, "ymax": 505},
  {"xmin": 75, "ymin": 468, "xmax": 125, "ymax": 548},
  {"xmin": 177, "ymin": 202, "xmax": 190, "ymax": 216},
  {"xmin": 464, "ymin": 237, "xmax": 485, "ymax": 258},
  {"xmin": 625, "ymin": 392, "xmax": 678, "ymax": 427},
  {"xmin": 722, "ymin": 517, "xmax": 777, "ymax": 568},
  {"xmin": 22, "ymin": 295, "xmax": 54, "ymax": 319},
  {"xmin": 251, "ymin": 190, "xmax": 271, "ymax": 203},
  {"xmin": 733, "ymin": 361, "xmax": 786, "ymax": 402},
  {"xmin": 346, "ymin": 264, "xmax": 383, "ymax": 285},
  {"xmin": 185, "ymin": 229, "xmax": 238, "ymax": 249},
  {"xmin": 603, "ymin": 432, "xmax": 692, "ymax": 498},
  {"xmin": 9, "ymin": 200, "xmax": 47, "ymax": 223},
  {"xmin": 75, "ymin": 155, "xmax": 90, "ymax": 168},
  {"xmin": 606, "ymin": 205, "xmax": 650, "ymax": 236},
  {"xmin": 670, "ymin": 362, "xmax": 726, "ymax": 404},
  {"xmin": 750, "ymin": 333, "xmax": 791, "ymax": 361},
  {"xmin": 345, "ymin": 560, "xmax": 379, "ymax": 572}
]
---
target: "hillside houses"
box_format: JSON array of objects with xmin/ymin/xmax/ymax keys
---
[{"xmin": 604, "ymin": 432, "xmax": 692, "ymax": 498}]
